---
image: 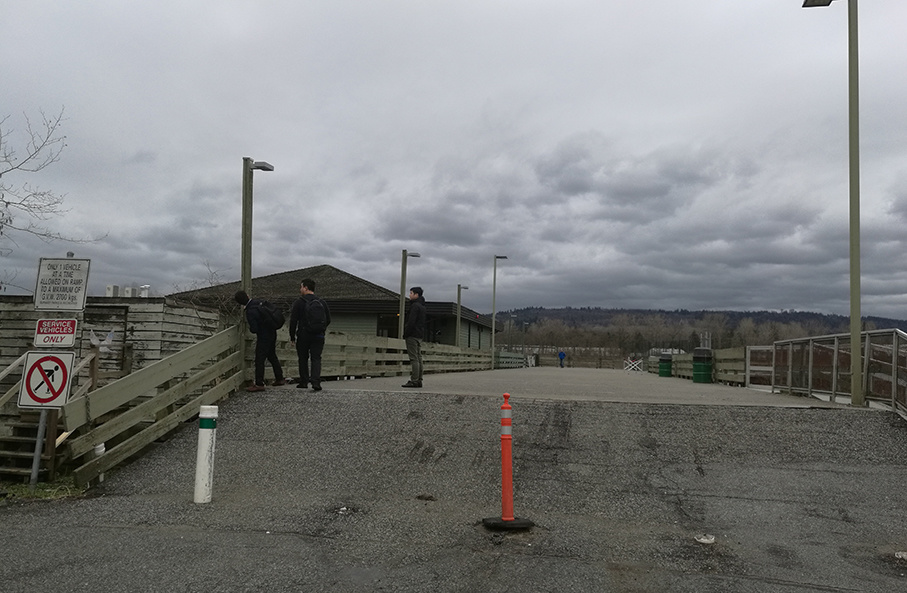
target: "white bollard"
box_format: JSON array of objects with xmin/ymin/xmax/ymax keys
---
[
  {"xmin": 193, "ymin": 405, "xmax": 218, "ymax": 504},
  {"xmin": 94, "ymin": 443, "xmax": 106, "ymax": 483}
]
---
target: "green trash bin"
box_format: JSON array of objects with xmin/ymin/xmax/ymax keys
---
[
  {"xmin": 692, "ymin": 347, "xmax": 713, "ymax": 383},
  {"xmin": 658, "ymin": 353, "xmax": 672, "ymax": 377}
]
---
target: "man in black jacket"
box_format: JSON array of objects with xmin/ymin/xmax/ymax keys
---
[
  {"xmin": 234, "ymin": 290, "xmax": 286, "ymax": 392},
  {"xmin": 402, "ymin": 286, "xmax": 426, "ymax": 388},
  {"xmin": 289, "ymin": 278, "xmax": 331, "ymax": 392}
]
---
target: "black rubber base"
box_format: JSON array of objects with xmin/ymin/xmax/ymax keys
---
[{"xmin": 482, "ymin": 517, "xmax": 535, "ymax": 531}]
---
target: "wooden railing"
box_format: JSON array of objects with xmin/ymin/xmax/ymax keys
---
[
  {"xmin": 60, "ymin": 326, "xmax": 243, "ymax": 486},
  {"xmin": 254, "ymin": 331, "xmax": 507, "ymax": 381},
  {"xmin": 51, "ymin": 328, "xmax": 501, "ymax": 485}
]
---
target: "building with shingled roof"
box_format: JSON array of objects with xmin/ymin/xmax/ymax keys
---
[{"xmin": 168, "ymin": 264, "xmax": 493, "ymax": 349}]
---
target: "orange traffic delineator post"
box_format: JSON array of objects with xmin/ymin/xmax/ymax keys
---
[{"xmin": 483, "ymin": 393, "xmax": 534, "ymax": 531}]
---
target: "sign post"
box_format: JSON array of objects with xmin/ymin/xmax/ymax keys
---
[
  {"xmin": 27, "ymin": 256, "xmax": 90, "ymax": 490},
  {"xmin": 18, "ymin": 351, "xmax": 76, "ymax": 492}
]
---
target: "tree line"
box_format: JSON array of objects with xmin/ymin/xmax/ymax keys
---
[{"xmin": 495, "ymin": 307, "xmax": 907, "ymax": 357}]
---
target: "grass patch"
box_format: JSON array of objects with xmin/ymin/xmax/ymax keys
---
[{"xmin": 0, "ymin": 477, "xmax": 88, "ymax": 501}]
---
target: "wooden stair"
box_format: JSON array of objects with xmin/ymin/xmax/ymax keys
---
[{"xmin": 0, "ymin": 411, "xmax": 62, "ymax": 482}]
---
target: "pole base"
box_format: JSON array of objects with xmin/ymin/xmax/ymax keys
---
[{"xmin": 482, "ymin": 517, "xmax": 534, "ymax": 531}]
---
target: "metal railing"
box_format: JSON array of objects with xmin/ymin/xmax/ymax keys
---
[{"xmin": 773, "ymin": 328, "xmax": 907, "ymax": 419}]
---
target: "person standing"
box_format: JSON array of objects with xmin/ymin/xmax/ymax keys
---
[
  {"xmin": 234, "ymin": 290, "xmax": 286, "ymax": 392},
  {"xmin": 289, "ymin": 278, "xmax": 331, "ymax": 392},
  {"xmin": 402, "ymin": 286, "xmax": 426, "ymax": 388}
]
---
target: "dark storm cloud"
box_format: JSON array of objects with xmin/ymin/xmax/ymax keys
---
[{"xmin": 3, "ymin": 1, "xmax": 907, "ymax": 318}]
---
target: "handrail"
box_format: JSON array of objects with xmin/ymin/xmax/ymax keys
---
[
  {"xmin": 774, "ymin": 327, "xmax": 907, "ymax": 346},
  {"xmin": 61, "ymin": 325, "xmax": 243, "ymax": 485},
  {"xmin": 772, "ymin": 327, "xmax": 907, "ymax": 420},
  {"xmin": 0, "ymin": 352, "xmax": 27, "ymax": 383},
  {"xmin": 61, "ymin": 326, "xmax": 240, "ymax": 431},
  {"xmin": 0, "ymin": 353, "xmax": 27, "ymax": 408}
]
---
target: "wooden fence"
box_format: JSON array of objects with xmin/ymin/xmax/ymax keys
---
[
  {"xmin": 646, "ymin": 346, "xmax": 757, "ymax": 387},
  {"xmin": 2, "ymin": 328, "xmax": 503, "ymax": 485},
  {"xmin": 59, "ymin": 326, "xmax": 243, "ymax": 486}
]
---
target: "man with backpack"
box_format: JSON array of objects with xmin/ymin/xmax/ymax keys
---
[
  {"xmin": 289, "ymin": 278, "xmax": 331, "ymax": 392},
  {"xmin": 234, "ymin": 290, "xmax": 287, "ymax": 392}
]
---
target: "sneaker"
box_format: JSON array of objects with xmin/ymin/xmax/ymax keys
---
[
  {"xmin": 402, "ymin": 381, "xmax": 422, "ymax": 388},
  {"xmin": 296, "ymin": 382, "xmax": 308, "ymax": 389},
  {"xmin": 272, "ymin": 379, "xmax": 287, "ymax": 386},
  {"xmin": 312, "ymin": 385, "xmax": 323, "ymax": 392},
  {"xmin": 246, "ymin": 384, "xmax": 266, "ymax": 392}
]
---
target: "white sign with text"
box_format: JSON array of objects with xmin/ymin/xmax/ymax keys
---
[{"xmin": 34, "ymin": 258, "xmax": 91, "ymax": 311}]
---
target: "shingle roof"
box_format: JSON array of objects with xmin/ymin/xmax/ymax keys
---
[
  {"xmin": 168, "ymin": 264, "xmax": 492, "ymax": 328},
  {"xmin": 168, "ymin": 264, "xmax": 397, "ymax": 308}
]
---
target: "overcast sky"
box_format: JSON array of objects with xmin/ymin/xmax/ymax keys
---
[{"xmin": 3, "ymin": 1, "xmax": 907, "ymax": 318}]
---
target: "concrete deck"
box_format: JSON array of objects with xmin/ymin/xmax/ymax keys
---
[{"xmin": 1, "ymin": 367, "xmax": 905, "ymax": 592}]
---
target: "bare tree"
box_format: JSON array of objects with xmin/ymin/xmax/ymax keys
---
[
  {"xmin": 1, "ymin": 108, "xmax": 103, "ymax": 292},
  {"xmin": 1, "ymin": 108, "xmax": 72, "ymax": 246}
]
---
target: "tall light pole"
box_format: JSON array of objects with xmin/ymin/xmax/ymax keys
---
[
  {"xmin": 802, "ymin": 0, "xmax": 863, "ymax": 406},
  {"xmin": 241, "ymin": 157, "xmax": 274, "ymax": 295},
  {"xmin": 491, "ymin": 255, "xmax": 508, "ymax": 369},
  {"xmin": 240, "ymin": 157, "xmax": 274, "ymax": 381},
  {"xmin": 456, "ymin": 284, "xmax": 469, "ymax": 348},
  {"xmin": 398, "ymin": 249, "xmax": 421, "ymax": 339},
  {"xmin": 521, "ymin": 321, "xmax": 528, "ymax": 363}
]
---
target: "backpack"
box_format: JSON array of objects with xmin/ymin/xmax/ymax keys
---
[
  {"xmin": 259, "ymin": 300, "xmax": 285, "ymax": 330},
  {"xmin": 304, "ymin": 297, "xmax": 328, "ymax": 333}
]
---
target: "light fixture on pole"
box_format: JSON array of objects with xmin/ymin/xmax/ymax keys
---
[
  {"xmin": 398, "ymin": 249, "xmax": 421, "ymax": 339},
  {"xmin": 457, "ymin": 284, "xmax": 469, "ymax": 348},
  {"xmin": 240, "ymin": 157, "xmax": 274, "ymax": 382},
  {"xmin": 491, "ymin": 255, "xmax": 508, "ymax": 369},
  {"xmin": 802, "ymin": 0, "xmax": 863, "ymax": 406},
  {"xmin": 241, "ymin": 158, "xmax": 274, "ymax": 296}
]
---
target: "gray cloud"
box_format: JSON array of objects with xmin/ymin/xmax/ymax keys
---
[{"xmin": 2, "ymin": 1, "xmax": 907, "ymax": 319}]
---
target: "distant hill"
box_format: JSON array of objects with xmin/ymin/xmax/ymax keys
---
[{"xmin": 503, "ymin": 307, "xmax": 907, "ymax": 334}]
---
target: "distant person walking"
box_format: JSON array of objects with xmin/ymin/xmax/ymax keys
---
[
  {"xmin": 402, "ymin": 286, "xmax": 426, "ymax": 388},
  {"xmin": 289, "ymin": 278, "xmax": 331, "ymax": 392},
  {"xmin": 558, "ymin": 350, "xmax": 566, "ymax": 368},
  {"xmin": 234, "ymin": 290, "xmax": 286, "ymax": 392}
]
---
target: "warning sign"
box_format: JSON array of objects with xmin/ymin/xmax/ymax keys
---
[
  {"xmin": 34, "ymin": 258, "xmax": 91, "ymax": 311},
  {"xmin": 18, "ymin": 351, "xmax": 76, "ymax": 409},
  {"xmin": 35, "ymin": 319, "xmax": 78, "ymax": 347}
]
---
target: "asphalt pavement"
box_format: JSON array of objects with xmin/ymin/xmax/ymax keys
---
[{"xmin": 2, "ymin": 367, "xmax": 906, "ymax": 592}]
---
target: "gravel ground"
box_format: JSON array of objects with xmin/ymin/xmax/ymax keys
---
[{"xmin": 2, "ymin": 369, "xmax": 906, "ymax": 592}]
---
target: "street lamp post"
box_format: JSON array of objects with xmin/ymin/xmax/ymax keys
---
[
  {"xmin": 491, "ymin": 255, "xmax": 508, "ymax": 369},
  {"xmin": 521, "ymin": 321, "xmax": 528, "ymax": 363},
  {"xmin": 802, "ymin": 0, "xmax": 863, "ymax": 406},
  {"xmin": 456, "ymin": 284, "xmax": 469, "ymax": 348},
  {"xmin": 240, "ymin": 157, "xmax": 274, "ymax": 381},
  {"xmin": 398, "ymin": 249, "xmax": 421, "ymax": 339}
]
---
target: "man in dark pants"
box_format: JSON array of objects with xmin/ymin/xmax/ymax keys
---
[
  {"xmin": 289, "ymin": 278, "xmax": 331, "ymax": 392},
  {"xmin": 234, "ymin": 290, "xmax": 286, "ymax": 392},
  {"xmin": 402, "ymin": 286, "xmax": 426, "ymax": 388}
]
